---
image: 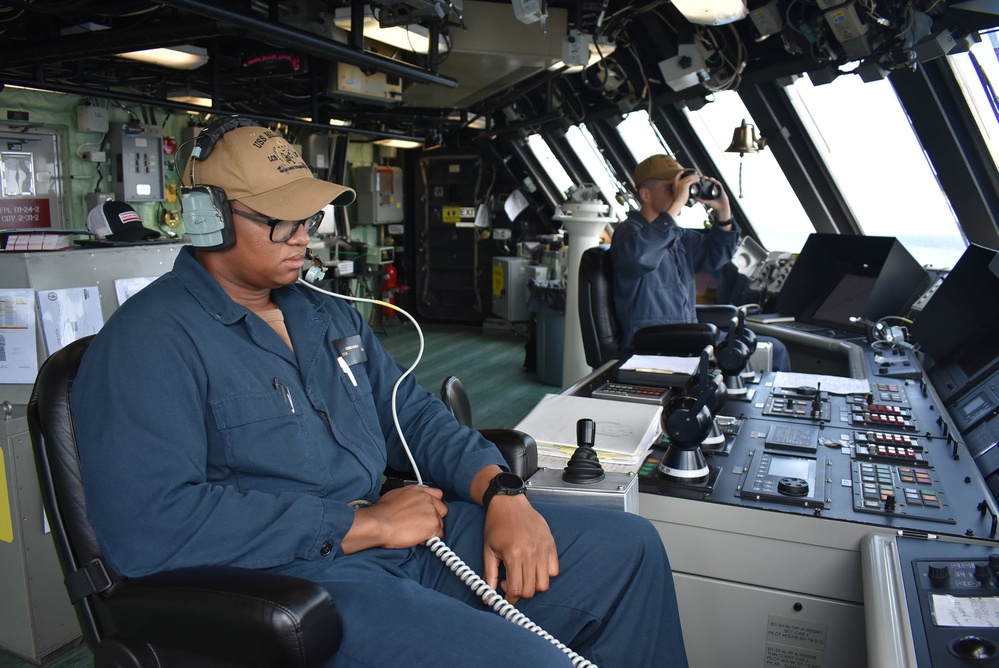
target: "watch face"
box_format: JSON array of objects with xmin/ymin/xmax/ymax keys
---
[{"xmin": 495, "ymin": 472, "xmax": 526, "ymax": 493}]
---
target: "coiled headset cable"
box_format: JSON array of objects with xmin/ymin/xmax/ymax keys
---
[{"xmin": 299, "ymin": 259, "xmax": 597, "ymax": 668}]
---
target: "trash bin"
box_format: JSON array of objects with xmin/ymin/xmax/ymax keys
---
[{"xmin": 528, "ymin": 279, "xmax": 566, "ymax": 386}]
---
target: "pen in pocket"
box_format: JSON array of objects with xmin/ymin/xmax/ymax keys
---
[
  {"xmin": 338, "ymin": 356, "xmax": 358, "ymax": 387},
  {"xmin": 273, "ymin": 377, "xmax": 295, "ymax": 413}
]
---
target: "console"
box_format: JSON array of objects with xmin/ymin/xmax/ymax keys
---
[{"xmin": 863, "ymin": 533, "xmax": 999, "ymax": 667}]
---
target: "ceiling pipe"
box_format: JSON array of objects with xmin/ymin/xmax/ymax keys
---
[
  {"xmin": 155, "ymin": 0, "xmax": 458, "ymax": 89},
  {"xmin": 0, "ymin": 76, "xmax": 424, "ymax": 143}
]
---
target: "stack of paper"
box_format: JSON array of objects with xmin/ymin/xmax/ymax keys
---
[{"xmin": 515, "ymin": 394, "xmax": 662, "ymax": 474}]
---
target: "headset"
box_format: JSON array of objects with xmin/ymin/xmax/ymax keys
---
[
  {"xmin": 850, "ymin": 315, "xmax": 917, "ymax": 352},
  {"xmin": 180, "ymin": 115, "xmax": 260, "ymax": 252}
]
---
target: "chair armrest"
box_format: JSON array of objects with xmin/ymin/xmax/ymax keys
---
[
  {"xmin": 480, "ymin": 429, "xmax": 539, "ymax": 480},
  {"xmin": 632, "ymin": 323, "xmax": 718, "ymax": 357},
  {"xmin": 106, "ymin": 566, "xmax": 340, "ymax": 668},
  {"xmin": 695, "ymin": 304, "xmax": 739, "ymax": 329}
]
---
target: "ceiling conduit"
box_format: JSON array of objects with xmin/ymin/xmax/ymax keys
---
[{"xmin": 155, "ymin": 0, "xmax": 459, "ymax": 89}]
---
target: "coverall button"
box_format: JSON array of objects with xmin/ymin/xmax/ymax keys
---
[{"xmin": 320, "ymin": 541, "xmax": 333, "ymax": 556}]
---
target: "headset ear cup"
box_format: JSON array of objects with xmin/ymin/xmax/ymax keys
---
[
  {"xmin": 181, "ymin": 185, "xmax": 236, "ymax": 251},
  {"xmin": 866, "ymin": 322, "xmax": 879, "ymax": 345}
]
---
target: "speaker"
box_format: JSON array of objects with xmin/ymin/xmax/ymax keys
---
[{"xmin": 180, "ymin": 116, "xmax": 259, "ymax": 251}]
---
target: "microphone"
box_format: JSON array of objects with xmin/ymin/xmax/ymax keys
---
[{"xmin": 303, "ymin": 248, "xmax": 327, "ymax": 284}]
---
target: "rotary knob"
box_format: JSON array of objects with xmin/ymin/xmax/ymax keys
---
[
  {"xmin": 929, "ymin": 563, "xmax": 950, "ymax": 584},
  {"xmin": 777, "ymin": 477, "xmax": 809, "ymax": 497}
]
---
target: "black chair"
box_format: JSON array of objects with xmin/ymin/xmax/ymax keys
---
[
  {"xmin": 440, "ymin": 375, "xmax": 539, "ymax": 481},
  {"xmin": 27, "ymin": 335, "xmax": 344, "ymax": 667},
  {"xmin": 578, "ymin": 245, "xmax": 734, "ymax": 368}
]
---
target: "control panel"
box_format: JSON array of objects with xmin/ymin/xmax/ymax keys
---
[
  {"xmin": 865, "ymin": 534, "xmax": 999, "ymax": 667},
  {"xmin": 633, "ymin": 366, "xmax": 999, "ymax": 540}
]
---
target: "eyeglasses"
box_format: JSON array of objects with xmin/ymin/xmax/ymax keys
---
[{"xmin": 231, "ymin": 205, "xmax": 325, "ymax": 243}]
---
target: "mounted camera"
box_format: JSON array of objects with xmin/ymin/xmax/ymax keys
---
[{"xmin": 681, "ymin": 168, "xmax": 722, "ymax": 206}]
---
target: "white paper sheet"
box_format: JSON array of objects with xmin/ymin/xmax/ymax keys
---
[
  {"xmin": 0, "ymin": 289, "xmax": 39, "ymax": 384},
  {"xmin": 36, "ymin": 286, "xmax": 104, "ymax": 355},
  {"xmin": 772, "ymin": 371, "xmax": 869, "ymax": 395},
  {"xmin": 933, "ymin": 594, "xmax": 999, "ymax": 627},
  {"xmin": 515, "ymin": 394, "xmax": 662, "ymax": 474},
  {"xmin": 504, "ymin": 189, "xmax": 529, "ymax": 223},
  {"xmin": 619, "ymin": 354, "xmax": 700, "ymax": 376},
  {"xmin": 114, "ymin": 276, "xmax": 157, "ymax": 306}
]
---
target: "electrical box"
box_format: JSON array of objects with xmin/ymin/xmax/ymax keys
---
[
  {"xmin": 110, "ymin": 123, "xmax": 164, "ymax": 202},
  {"xmin": 367, "ymin": 245, "xmax": 395, "ymax": 266},
  {"xmin": 355, "ymin": 166, "xmax": 403, "ymax": 224},
  {"xmin": 329, "ymin": 62, "xmax": 402, "ymax": 105},
  {"xmin": 77, "ymin": 104, "xmax": 109, "ymax": 133},
  {"xmin": 749, "ymin": 0, "xmax": 783, "ymax": 37},
  {"xmin": 84, "ymin": 191, "xmax": 114, "ymax": 212},
  {"xmin": 815, "ymin": 0, "xmax": 872, "ymax": 58},
  {"xmin": 492, "ymin": 256, "xmax": 531, "ymax": 322}
]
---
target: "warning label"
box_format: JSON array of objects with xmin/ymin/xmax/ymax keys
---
[
  {"xmin": 764, "ymin": 615, "xmax": 827, "ymax": 668},
  {"xmin": 764, "ymin": 644, "xmax": 823, "ymax": 668}
]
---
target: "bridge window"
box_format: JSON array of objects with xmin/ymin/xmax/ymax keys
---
[
  {"xmin": 683, "ymin": 91, "xmax": 813, "ymax": 253},
  {"xmin": 950, "ymin": 32, "xmax": 999, "ymax": 186},
  {"xmin": 565, "ymin": 124, "xmax": 630, "ymax": 221},
  {"xmin": 617, "ymin": 110, "xmax": 672, "ymax": 161},
  {"xmin": 786, "ymin": 74, "xmax": 965, "ymax": 268},
  {"xmin": 525, "ymin": 133, "xmax": 574, "ymax": 200}
]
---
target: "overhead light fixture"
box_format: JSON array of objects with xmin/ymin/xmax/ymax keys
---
[
  {"xmin": 373, "ymin": 138, "xmax": 424, "ymax": 150},
  {"xmin": 332, "ymin": 7, "xmax": 448, "ymax": 55},
  {"xmin": 670, "ymin": 0, "xmax": 748, "ymax": 25},
  {"xmin": 167, "ymin": 89, "xmax": 213, "ymax": 108},
  {"xmin": 119, "ymin": 45, "xmax": 209, "ymax": 70}
]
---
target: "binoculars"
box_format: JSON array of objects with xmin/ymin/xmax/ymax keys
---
[{"xmin": 681, "ymin": 168, "xmax": 722, "ymax": 204}]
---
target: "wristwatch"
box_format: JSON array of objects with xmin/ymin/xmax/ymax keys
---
[{"xmin": 481, "ymin": 471, "xmax": 526, "ymax": 510}]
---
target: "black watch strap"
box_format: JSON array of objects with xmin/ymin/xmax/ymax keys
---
[{"xmin": 482, "ymin": 471, "xmax": 526, "ymax": 510}]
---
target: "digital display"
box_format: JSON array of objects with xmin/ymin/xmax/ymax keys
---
[
  {"xmin": 961, "ymin": 393, "xmax": 992, "ymax": 423},
  {"xmin": 767, "ymin": 456, "xmax": 814, "ymax": 481}
]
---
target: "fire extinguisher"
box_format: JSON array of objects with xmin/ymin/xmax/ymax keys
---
[{"xmin": 380, "ymin": 264, "xmax": 399, "ymax": 317}]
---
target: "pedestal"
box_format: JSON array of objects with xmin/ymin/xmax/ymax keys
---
[{"xmin": 560, "ymin": 217, "xmax": 609, "ymax": 388}]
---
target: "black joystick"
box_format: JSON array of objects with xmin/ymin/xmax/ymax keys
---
[
  {"xmin": 658, "ymin": 351, "xmax": 719, "ymax": 484},
  {"xmin": 563, "ymin": 418, "xmax": 606, "ymax": 484},
  {"xmin": 686, "ymin": 355, "xmax": 728, "ymax": 448},
  {"xmin": 717, "ymin": 316, "xmax": 751, "ymax": 396}
]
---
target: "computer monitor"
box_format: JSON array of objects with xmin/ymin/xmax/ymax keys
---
[
  {"xmin": 808, "ymin": 273, "xmax": 879, "ymax": 331},
  {"xmin": 776, "ymin": 234, "xmax": 930, "ymax": 335},
  {"xmin": 911, "ymin": 243, "xmax": 999, "ymax": 402}
]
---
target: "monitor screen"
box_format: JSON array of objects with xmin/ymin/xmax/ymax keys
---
[
  {"xmin": 775, "ymin": 234, "xmax": 928, "ymax": 336},
  {"xmin": 808, "ymin": 274, "xmax": 878, "ymax": 331},
  {"xmin": 912, "ymin": 244, "xmax": 999, "ymax": 401}
]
